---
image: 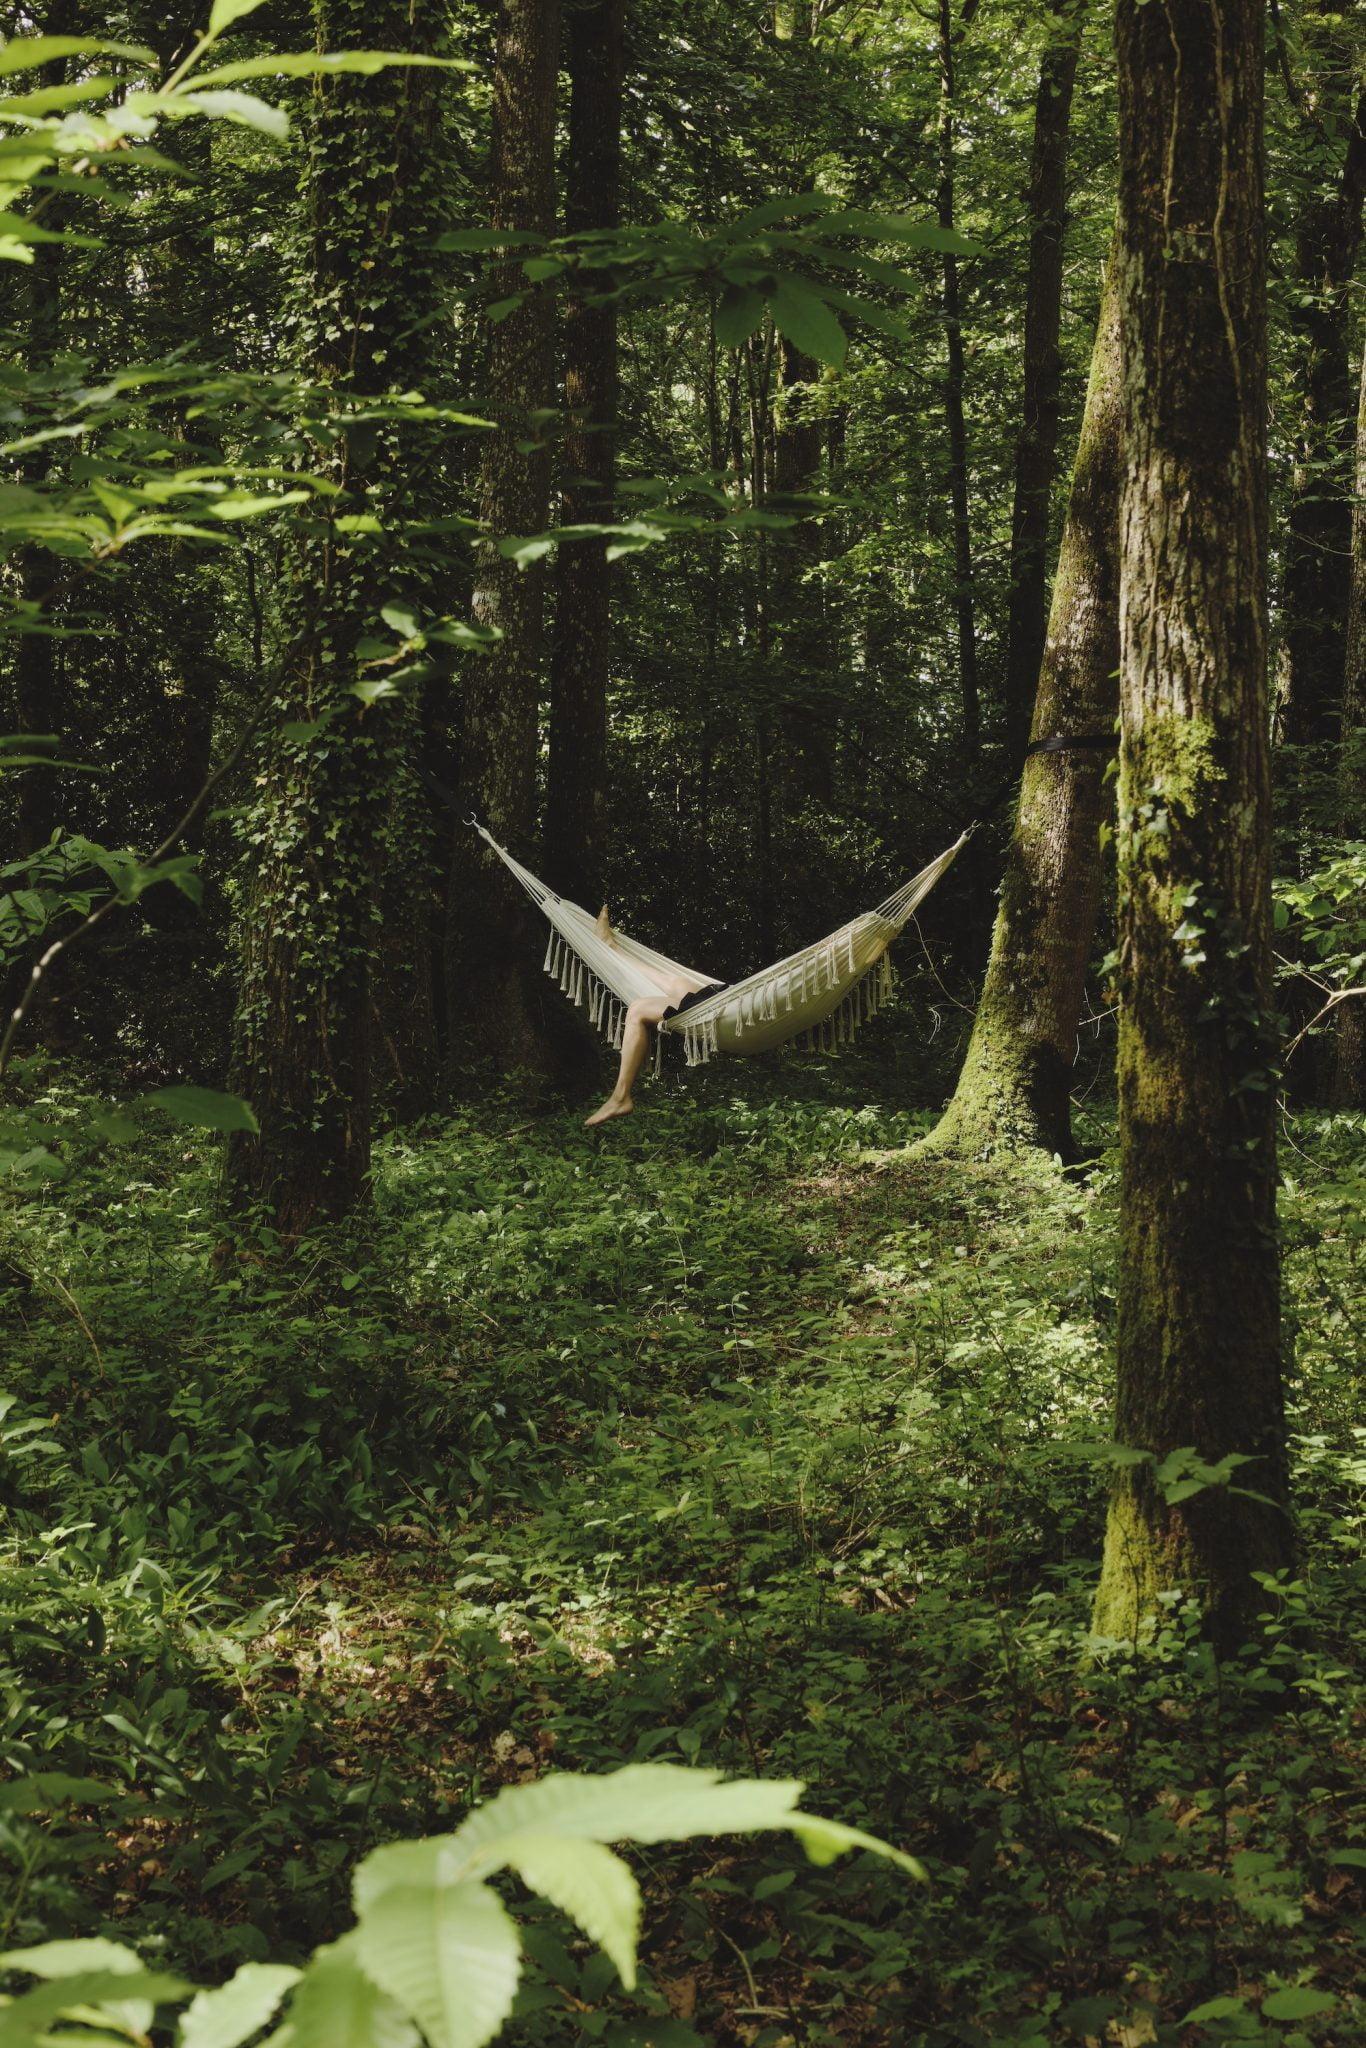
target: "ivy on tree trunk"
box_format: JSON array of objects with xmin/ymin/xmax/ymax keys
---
[{"xmin": 223, "ymin": 0, "xmax": 450, "ymax": 1235}]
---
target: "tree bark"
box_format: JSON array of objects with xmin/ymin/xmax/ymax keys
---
[
  {"xmin": 223, "ymin": 0, "xmax": 449, "ymax": 1233},
  {"xmin": 445, "ymin": 0, "xmax": 562, "ymax": 1075},
  {"xmin": 1002, "ymin": 0, "xmax": 1084, "ymax": 771},
  {"xmin": 12, "ymin": 15, "xmax": 74, "ymax": 859},
  {"xmin": 544, "ymin": 0, "xmax": 624, "ymax": 908},
  {"xmin": 1093, "ymin": 0, "xmax": 1290, "ymax": 1652},
  {"xmin": 936, "ymin": 0, "xmax": 980, "ymax": 775},
  {"xmin": 772, "ymin": 334, "xmax": 834, "ymax": 806},
  {"xmin": 921, "ymin": 245, "xmax": 1121, "ymax": 1162},
  {"xmin": 1278, "ymin": 49, "xmax": 1366, "ymax": 751},
  {"xmin": 1330, "ymin": 328, "xmax": 1366, "ymax": 1106}
]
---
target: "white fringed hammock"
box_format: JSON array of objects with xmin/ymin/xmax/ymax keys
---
[{"xmin": 472, "ymin": 821, "xmax": 969, "ymax": 1073}]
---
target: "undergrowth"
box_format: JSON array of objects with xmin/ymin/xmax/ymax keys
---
[{"xmin": 1, "ymin": 1053, "xmax": 1362, "ymax": 2046}]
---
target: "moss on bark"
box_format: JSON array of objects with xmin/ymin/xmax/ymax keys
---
[
  {"xmin": 922, "ymin": 248, "xmax": 1122, "ymax": 1164},
  {"xmin": 1092, "ymin": 0, "xmax": 1291, "ymax": 1653}
]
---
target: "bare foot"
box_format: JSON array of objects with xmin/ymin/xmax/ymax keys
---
[{"xmin": 585, "ymin": 1096, "xmax": 634, "ymax": 1128}]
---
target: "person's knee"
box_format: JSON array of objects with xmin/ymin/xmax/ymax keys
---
[{"xmin": 626, "ymin": 998, "xmax": 652, "ymax": 1023}]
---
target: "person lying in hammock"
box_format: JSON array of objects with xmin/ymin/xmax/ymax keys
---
[{"xmin": 585, "ymin": 905, "xmax": 728, "ymax": 1127}]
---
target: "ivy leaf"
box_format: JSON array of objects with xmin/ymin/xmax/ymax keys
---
[
  {"xmin": 141, "ymin": 1085, "xmax": 259, "ymax": 1134},
  {"xmin": 768, "ymin": 280, "xmax": 846, "ymax": 367},
  {"xmin": 354, "ymin": 1881, "xmax": 521, "ymax": 2048},
  {"xmin": 179, "ymin": 1963, "xmax": 301, "ymax": 2048}
]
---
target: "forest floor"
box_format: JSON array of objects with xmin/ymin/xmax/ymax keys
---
[{"xmin": 1, "ymin": 1048, "xmax": 1363, "ymax": 2048}]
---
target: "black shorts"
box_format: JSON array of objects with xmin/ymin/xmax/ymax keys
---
[{"xmin": 662, "ymin": 981, "xmax": 729, "ymax": 1022}]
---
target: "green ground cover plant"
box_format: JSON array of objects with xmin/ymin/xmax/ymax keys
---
[{"xmin": 2, "ymin": 1052, "xmax": 1361, "ymax": 2045}]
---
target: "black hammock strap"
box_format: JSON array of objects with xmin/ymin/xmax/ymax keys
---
[{"xmin": 967, "ymin": 730, "xmax": 1117, "ymax": 835}]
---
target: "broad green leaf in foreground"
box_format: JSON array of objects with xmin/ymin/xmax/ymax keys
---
[
  {"xmin": 178, "ymin": 1962, "xmax": 301, "ymax": 2048},
  {"xmin": 286, "ymin": 1940, "xmax": 420, "ymax": 2048},
  {"xmin": 354, "ymin": 1882, "xmax": 521, "ymax": 2048},
  {"xmin": 141, "ymin": 1084, "xmax": 259, "ymax": 1133}
]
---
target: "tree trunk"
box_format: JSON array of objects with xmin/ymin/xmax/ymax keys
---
[
  {"xmin": 223, "ymin": 0, "xmax": 449, "ymax": 1233},
  {"xmin": 445, "ymin": 0, "xmax": 562, "ymax": 1076},
  {"xmin": 12, "ymin": 15, "xmax": 73, "ymax": 858},
  {"xmin": 773, "ymin": 335, "xmax": 834, "ymax": 806},
  {"xmin": 936, "ymin": 0, "xmax": 980, "ymax": 774},
  {"xmin": 1330, "ymin": 328, "xmax": 1366, "ymax": 1106},
  {"xmin": 1278, "ymin": 55, "xmax": 1366, "ymax": 751},
  {"xmin": 544, "ymin": 0, "xmax": 624, "ymax": 908},
  {"xmin": 921, "ymin": 245, "xmax": 1121, "ymax": 1162},
  {"xmin": 1002, "ymin": 0, "xmax": 1084, "ymax": 770},
  {"xmin": 1093, "ymin": 0, "xmax": 1290, "ymax": 1652}
]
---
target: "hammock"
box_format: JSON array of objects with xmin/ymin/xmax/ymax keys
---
[{"xmin": 473, "ymin": 822, "xmax": 969, "ymax": 1071}]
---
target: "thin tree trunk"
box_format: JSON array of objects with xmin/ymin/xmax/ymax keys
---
[
  {"xmin": 1093, "ymin": 0, "xmax": 1290, "ymax": 1652},
  {"xmin": 773, "ymin": 334, "xmax": 834, "ymax": 806},
  {"xmin": 544, "ymin": 0, "xmax": 624, "ymax": 907},
  {"xmin": 445, "ymin": 0, "xmax": 562, "ymax": 1076},
  {"xmin": 1279, "ymin": 56, "xmax": 1366, "ymax": 751},
  {"xmin": 921, "ymin": 244, "xmax": 1121, "ymax": 1162},
  {"xmin": 937, "ymin": 0, "xmax": 980, "ymax": 772},
  {"xmin": 1002, "ymin": 0, "xmax": 1084, "ymax": 770},
  {"xmin": 1331, "ymin": 329, "xmax": 1366, "ymax": 1106},
  {"xmin": 223, "ymin": 1, "xmax": 449, "ymax": 1233},
  {"xmin": 12, "ymin": 15, "xmax": 73, "ymax": 858}
]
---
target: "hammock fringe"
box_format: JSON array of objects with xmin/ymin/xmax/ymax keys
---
[{"xmin": 473, "ymin": 819, "xmax": 962, "ymax": 1071}]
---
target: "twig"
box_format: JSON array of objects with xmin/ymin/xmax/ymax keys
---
[
  {"xmin": 1282, "ymin": 984, "xmax": 1365, "ymax": 1066},
  {"xmin": 0, "ymin": 706, "xmax": 268, "ymax": 1083}
]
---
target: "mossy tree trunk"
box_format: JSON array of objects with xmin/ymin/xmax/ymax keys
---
[
  {"xmin": 223, "ymin": 0, "xmax": 449, "ymax": 1235},
  {"xmin": 1093, "ymin": 0, "xmax": 1291, "ymax": 1652},
  {"xmin": 445, "ymin": 0, "xmax": 562, "ymax": 1076},
  {"xmin": 543, "ymin": 0, "xmax": 623, "ymax": 908},
  {"xmin": 921, "ymin": 247, "xmax": 1121, "ymax": 1162},
  {"xmin": 1001, "ymin": 0, "xmax": 1084, "ymax": 772}
]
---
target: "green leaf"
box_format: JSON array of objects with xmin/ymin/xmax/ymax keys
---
[
  {"xmin": 1261, "ymin": 1989, "xmax": 1337, "ymax": 2022},
  {"xmin": 714, "ymin": 284, "xmax": 766, "ymax": 349},
  {"xmin": 380, "ymin": 602, "xmax": 421, "ymax": 638},
  {"xmin": 1329, "ymin": 1848, "xmax": 1366, "ymax": 1869},
  {"xmin": 354, "ymin": 1881, "xmax": 521, "ymax": 2048},
  {"xmin": 768, "ymin": 280, "xmax": 846, "ymax": 367},
  {"xmin": 206, "ymin": 0, "xmax": 269, "ymax": 36},
  {"xmin": 731, "ymin": 192, "xmax": 840, "ymax": 231},
  {"xmin": 141, "ymin": 1085, "xmax": 258, "ymax": 1134},
  {"xmin": 176, "ymin": 87, "xmax": 289, "ymax": 139},
  {"xmin": 191, "ymin": 52, "xmax": 471, "ymax": 88},
  {"xmin": 496, "ymin": 1835, "xmax": 641, "ymax": 1990},
  {"xmin": 0, "ymin": 37, "xmax": 154, "ymax": 76},
  {"xmin": 289, "ymin": 1941, "xmax": 420, "ymax": 2048},
  {"xmin": 179, "ymin": 1963, "xmax": 301, "ymax": 2048},
  {"xmin": 1180, "ymin": 1996, "xmax": 1247, "ymax": 2025},
  {"xmin": 0, "ymin": 1970, "xmax": 189, "ymax": 2046},
  {"xmin": 789, "ymin": 1813, "xmax": 926, "ymax": 1878},
  {"xmin": 0, "ymin": 1939, "xmax": 142, "ymax": 1978}
]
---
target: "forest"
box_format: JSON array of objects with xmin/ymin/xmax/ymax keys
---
[{"xmin": 0, "ymin": 0, "xmax": 1363, "ymax": 2042}]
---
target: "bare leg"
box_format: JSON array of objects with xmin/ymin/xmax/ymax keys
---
[{"xmin": 585, "ymin": 988, "xmax": 684, "ymax": 1126}]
